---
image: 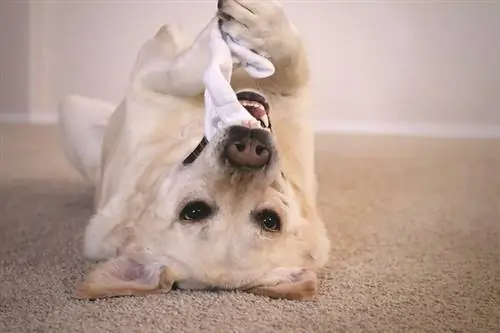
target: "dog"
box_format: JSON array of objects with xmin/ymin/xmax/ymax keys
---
[{"xmin": 59, "ymin": 0, "xmax": 330, "ymax": 301}]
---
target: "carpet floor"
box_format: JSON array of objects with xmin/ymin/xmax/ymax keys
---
[{"xmin": 1, "ymin": 124, "xmax": 499, "ymax": 333}]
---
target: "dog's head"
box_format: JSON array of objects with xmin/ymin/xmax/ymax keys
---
[{"xmin": 76, "ymin": 90, "xmax": 330, "ymax": 301}]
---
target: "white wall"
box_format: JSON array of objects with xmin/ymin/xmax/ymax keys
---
[
  {"xmin": 2, "ymin": 1, "xmax": 500, "ymax": 136},
  {"xmin": 0, "ymin": 1, "xmax": 30, "ymax": 119}
]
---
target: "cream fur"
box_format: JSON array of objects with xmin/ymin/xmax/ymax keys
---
[{"xmin": 60, "ymin": 0, "xmax": 330, "ymax": 301}]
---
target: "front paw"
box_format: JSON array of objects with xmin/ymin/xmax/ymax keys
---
[{"xmin": 217, "ymin": 0, "xmax": 297, "ymax": 61}]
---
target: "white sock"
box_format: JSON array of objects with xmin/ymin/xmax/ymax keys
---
[{"xmin": 202, "ymin": 23, "xmax": 275, "ymax": 141}]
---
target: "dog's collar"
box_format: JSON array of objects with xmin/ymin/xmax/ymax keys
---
[{"xmin": 183, "ymin": 137, "xmax": 209, "ymax": 166}]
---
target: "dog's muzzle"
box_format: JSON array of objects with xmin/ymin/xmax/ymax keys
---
[{"xmin": 183, "ymin": 90, "xmax": 272, "ymax": 166}]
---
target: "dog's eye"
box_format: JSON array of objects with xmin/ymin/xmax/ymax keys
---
[
  {"xmin": 179, "ymin": 201, "xmax": 213, "ymax": 221},
  {"xmin": 254, "ymin": 209, "xmax": 281, "ymax": 232}
]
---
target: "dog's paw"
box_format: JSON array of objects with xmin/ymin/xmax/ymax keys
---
[{"xmin": 217, "ymin": 0, "xmax": 296, "ymax": 61}]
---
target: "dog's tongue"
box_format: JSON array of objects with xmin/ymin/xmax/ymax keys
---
[{"xmin": 245, "ymin": 106, "xmax": 266, "ymax": 119}]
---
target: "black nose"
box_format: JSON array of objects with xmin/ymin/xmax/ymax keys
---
[{"xmin": 223, "ymin": 126, "xmax": 272, "ymax": 169}]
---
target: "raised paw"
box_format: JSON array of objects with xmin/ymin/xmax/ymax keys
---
[{"xmin": 217, "ymin": 0, "xmax": 296, "ymax": 61}]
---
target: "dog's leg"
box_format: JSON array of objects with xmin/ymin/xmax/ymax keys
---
[
  {"xmin": 218, "ymin": 0, "xmax": 309, "ymax": 96},
  {"xmin": 133, "ymin": 18, "xmax": 224, "ymax": 99},
  {"xmin": 58, "ymin": 95, "xmax": 115, "ymax": 185},
  {"xmin": 130, "ymin": 24, "xmax": 187, "ymax": 81}
]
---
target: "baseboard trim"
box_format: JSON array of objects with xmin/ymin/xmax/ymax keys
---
[
  {"xmin": 1, "ymin": 113, "xmax": 499, "ymax": 139},
  {"xmin": 0, "ymin": 112, "xmax": 58, "ymax": 125},
  {"xmin": 314, "ymin": 121, "xmax": 500, "ymax": 139}
]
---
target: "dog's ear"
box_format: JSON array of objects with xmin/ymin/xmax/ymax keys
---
[
  {"xmin": 246, "ymin": 270, "xmax": 318, "ymax": 301},
  {"xmin": 75, "ymin": 256, "xmax": 177, "ymax": 300}
]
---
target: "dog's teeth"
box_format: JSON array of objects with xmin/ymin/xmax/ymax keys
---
[{"xmin": 239, "ymin": 100, "xmax": 265, "ymax": 110}]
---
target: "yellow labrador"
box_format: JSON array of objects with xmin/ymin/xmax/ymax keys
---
[{"xmin": 59, "ymin": 0, "xmax": 330, "ymax": 301}]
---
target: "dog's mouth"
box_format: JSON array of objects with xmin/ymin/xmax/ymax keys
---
[
  {"xmin": 237, "ymin": 90, "xmax": 271, "ymax": 129},
  {"xmin": 183, "ymin": 90, "xmax": 272, "ymax": 165}
]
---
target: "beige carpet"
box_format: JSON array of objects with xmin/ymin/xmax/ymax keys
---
[{"xmin": 1, "ymin": 124, "xmax": 499, "ymax": 333}]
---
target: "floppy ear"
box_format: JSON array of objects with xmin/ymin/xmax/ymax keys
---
[
  {"xmin": 75, "ymin": 256, "xmax": 177, "ymax": 300},
  {"xmin": 245, "ymin": 270, "xmax": 318, "ymax": 301}
]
